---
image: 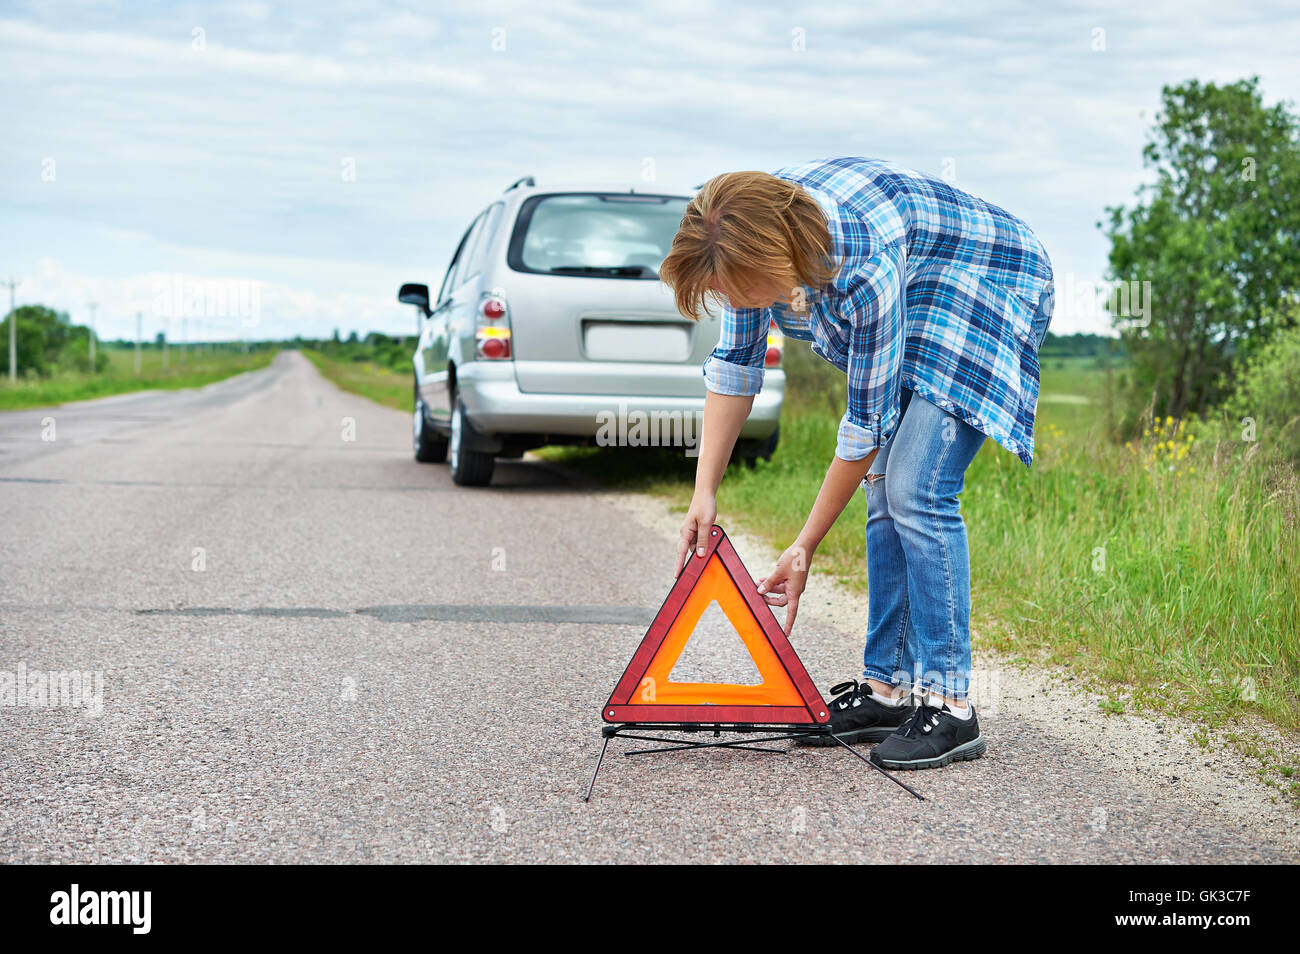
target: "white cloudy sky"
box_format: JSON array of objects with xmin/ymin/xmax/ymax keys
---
[{"xmin": 3, "ymin": 0, "xmax": 1299, "ymax": 342}]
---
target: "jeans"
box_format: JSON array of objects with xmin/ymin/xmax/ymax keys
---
[{"xmin": 859, "ymin": 281, "xmax": 1054, "ymax": 701}]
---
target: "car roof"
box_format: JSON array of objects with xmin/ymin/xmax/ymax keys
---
[{"xmin": 509, "ymin": 180, "xmax": 698, "ymax": 199}]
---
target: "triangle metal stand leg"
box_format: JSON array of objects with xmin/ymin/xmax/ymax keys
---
[
  {"xmin": 583, "ymin": 724, "xmax": 925, "ymax": 802},
  {"xmin": 583, "ymin": 733, "xmax": 614, "ymax": 802},
  {"xmin": 829, "ymin": 733, "xmax": 926, "ymax": 801}
]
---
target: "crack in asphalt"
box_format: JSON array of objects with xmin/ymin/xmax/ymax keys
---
[{"xmin": 130, "ymin": 604, "xmax": 656, "ymax": 624}]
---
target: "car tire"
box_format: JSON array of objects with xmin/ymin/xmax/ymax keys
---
[
  {"xmin": 736, "ymin": 425, "xmax": 780, "ymax": 467},
  {"xmin": 448, "ymin": 391, "xmax": 495, "ymax": 486},
  {"xmin": 413, "ymin": 386, "xmax": 448, "ymax": 463}
]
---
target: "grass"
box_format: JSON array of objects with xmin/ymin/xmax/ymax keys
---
[
  {"xmin": 970, "ymin": 409, "xmax": 1298, "ymax": 737},
  {"xmin": 300, "ymin": 348, "xmax": 412, "ymax": 411},
  {"xmin": 0, "ymin": 345, "xmax": 277, "ymax": 410}
]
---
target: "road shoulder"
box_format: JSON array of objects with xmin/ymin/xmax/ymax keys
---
[{"xmin": 593, "ymin": 485, "xmax": 1300, "ymax": 858}]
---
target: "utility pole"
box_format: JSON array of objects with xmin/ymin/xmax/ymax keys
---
[
  {"xmin": 3, "ymin": 277, "xmax": 18, "ymax": 381},
  {"xmin": 181, "ymin": 317, "xmax": 187, "ymax": 366},
  {"xmin": 88, "ymin": 302, "xmax": 98, "ymax": 372},
  {"xmin": 135, "ymin": 311, "xmax": 142, "ymax": 376},
  {"xmin": 162, "ymin": 317, "xmax": 169, "ymax": 371}
]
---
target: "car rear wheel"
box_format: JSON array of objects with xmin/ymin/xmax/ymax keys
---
[
  {"xmin": 448, "ymin": 391, "xmax": 495, "ymax": 486},
  {"xmin": 413, "ymin": 387, "xmax": 448, "ymax": 463}
]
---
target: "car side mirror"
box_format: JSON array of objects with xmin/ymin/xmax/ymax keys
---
[{"xmin": 398, "ymin": 282, "xmax": 431, "ymax": 316}]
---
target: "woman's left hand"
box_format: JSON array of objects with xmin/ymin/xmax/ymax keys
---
[{"xmin": 757, "ymin": 543, "xmax": 812, "ymax": 637}]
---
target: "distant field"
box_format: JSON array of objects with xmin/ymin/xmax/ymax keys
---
[
  {"xmin": 0, "ymin": 345, "xmax": 277, "ymax": 411},
  {"xmin": 300, "ymin": 348, "xmax": 411, "ymax": 411}
]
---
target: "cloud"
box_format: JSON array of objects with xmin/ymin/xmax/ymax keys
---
[
  {"xmin": 23, "ymin": 254, "xmax": 405, "ymax": 342},
  {"xmin": 2, "ymin": 1, "xmax": 1299, "ymax": 338}
]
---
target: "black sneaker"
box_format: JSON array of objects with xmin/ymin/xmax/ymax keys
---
[
  {"xmin": 798, "ymin": 679, "xmax": 915, "ymax": 747},
  {"xmin": 869, "ymin": 695, "xmax": 986, "ymax": 769}
]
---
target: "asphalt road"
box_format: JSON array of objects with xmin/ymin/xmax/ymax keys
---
[{"xmin": 0, "ymin": 351, "xmax": 1292, "ymax": 863}]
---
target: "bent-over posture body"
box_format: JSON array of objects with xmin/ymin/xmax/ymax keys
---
[{"xmin": 659, "ymin": 156, "xmax": 1055, "ymax": 770}]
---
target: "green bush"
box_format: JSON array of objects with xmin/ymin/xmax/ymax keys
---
[
  {"xmin": 1217, "ymin": 321, "xmax": 1300, "ymax": 464},
  {"xmin": 55, "ymin": 331, "xmax": 111, "ymax": 374}
]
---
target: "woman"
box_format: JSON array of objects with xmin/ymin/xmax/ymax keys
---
[{"xmin": 657, "ymin": 156, "xmax": 1055, "ymax": 771}]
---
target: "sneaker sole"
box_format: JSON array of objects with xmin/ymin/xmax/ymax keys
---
[
  {"xmin": 795, "ymin": 725, "xmax": 901, "ymax": 747},
  {"xmin": 869, "ymin": 735, "xmax": 987, "ymax": 769}
]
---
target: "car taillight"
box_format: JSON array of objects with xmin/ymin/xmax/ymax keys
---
[
  {"xmin": 475, "ymin": 292, "xmax": 512, "ymax": 360},
  {"xmin": 476, "ymin": 327, "xmax": 511, "ymax": 359},
  {"xmin": 764, "ymin": 319, "xmax": 783, "ymax": 367}
]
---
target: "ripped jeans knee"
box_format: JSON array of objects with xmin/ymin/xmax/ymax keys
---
[{"xmin": 864, "ymin": 471, "xmax": 887, "ymax": 507}]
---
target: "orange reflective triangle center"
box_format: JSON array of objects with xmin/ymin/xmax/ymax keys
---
[
  {"xmin": 604, "ymin": 526, "xmax": 829, "ymax": 725},
  {"xmin": 645, "ymin": 556, "xmax": 802, "ymax": 705}
]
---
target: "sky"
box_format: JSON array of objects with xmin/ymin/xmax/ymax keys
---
[{"xmin": 3, "ymin": 0, "xmax": 1299, "ymax": 343}]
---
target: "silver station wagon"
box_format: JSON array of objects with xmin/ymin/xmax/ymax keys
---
[{"xmin": 397, "ymin": 177, "xmax": 785, "ymax": 486}]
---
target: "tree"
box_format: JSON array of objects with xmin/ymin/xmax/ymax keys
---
[
  {"xmin": 0, "ymin": 305, "xmax": 112, "ymax": 376},
  {"xmin": 0, "ymin": 305, "xmax": 76, "ymax": 376},
  {"xmin": 1101, "ymin": 77, "xmax": 1300, "ymax": 428}
]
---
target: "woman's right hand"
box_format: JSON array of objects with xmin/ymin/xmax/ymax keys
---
[{"xmin": 675, "ymin": 493, "xmax": 717, "ymax": 576}]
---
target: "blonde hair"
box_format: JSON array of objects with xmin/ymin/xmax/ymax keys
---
[{"xmin": 659, "ymin": 170, "xmax": 839, "ymax": 321}]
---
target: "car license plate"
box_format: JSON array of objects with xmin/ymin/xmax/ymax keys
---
[{"xmin": 583, "ymin": 322, "xmax": 690, "ymax": 362}]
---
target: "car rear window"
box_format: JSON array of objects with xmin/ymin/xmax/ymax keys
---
[{"xmin": 508, "ymin": 193, "xmax": 690, "ymax": 278}]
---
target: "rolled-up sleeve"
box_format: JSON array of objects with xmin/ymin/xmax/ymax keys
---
[
  {"xmin": 702, "ymin": 302, "xmax": 768, "ymax": 396},
  {"xmin": 836, "ymin": 243, "xmax": 907, "ymax": 461}
]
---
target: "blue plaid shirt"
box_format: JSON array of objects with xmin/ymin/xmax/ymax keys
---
[{"xmin": 702, "ymin": 156, "xmax": 1055, "ymax": 469}]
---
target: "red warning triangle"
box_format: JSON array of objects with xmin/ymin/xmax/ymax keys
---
[{"xmin": 603, "ymin": 525, "xmax": 829, "ymax": 725}]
